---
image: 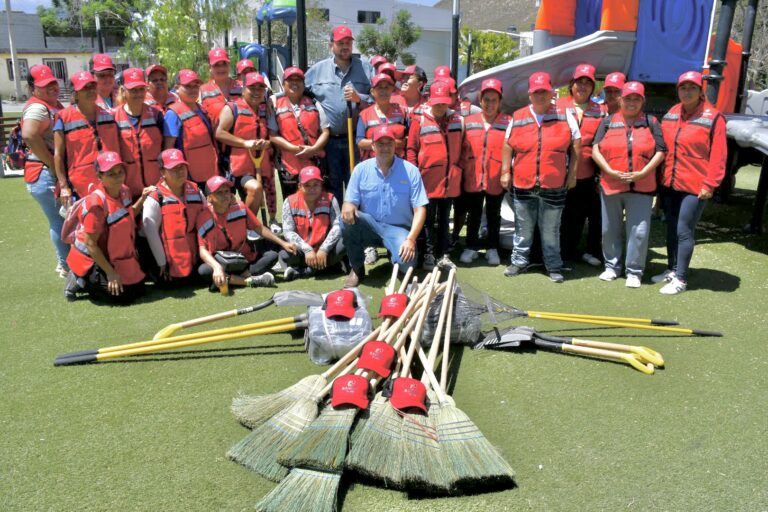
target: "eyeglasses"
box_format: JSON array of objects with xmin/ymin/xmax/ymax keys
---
[
  {"xmin": 149, "ymin": 77, "xmax": 167, "ymax": 83},
  {"xmin": 95, "ymin": 71, "xmax": 115, "ymax": 78}
]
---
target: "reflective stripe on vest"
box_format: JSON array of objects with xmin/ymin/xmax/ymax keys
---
[
  {"xmin": 227, "ymin": 208, "xmax": 247, "ymax": 222},
  {"xmin": 198, "ymin": 218, "xmax": 214, "ymax": 238}
]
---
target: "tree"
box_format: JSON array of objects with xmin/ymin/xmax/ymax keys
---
[
  {"xmin": 459, "ymin": 27, "xmax": 519, "ymax": 74},
  {"xmin": 730, "ymin": 1, "xmax": 768, "ymax": 90},
  {"xmin": 37, "ymin": 0, "xmax": 144, "ymax": 38},
  {"xmin": 355, "ymin": 10, "xmax": 422, "ymax": 65}
]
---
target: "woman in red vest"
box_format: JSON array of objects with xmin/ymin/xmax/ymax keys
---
[
  {"xmin": 142, "ymin": 149, "xmax": 206, "ymax": 285},
  {"xmin": 200, "ymin": 48, "xmax": 242, "ymax": 129},
  {"xmin": 557, "ymin": 63, "xmax": 606, "ymax": 267},
  {"xmin": 280, "ymin": 166, "xmax": 344, "ymax": 280},
  {"xmin": 64, "ymin": 151, "xmax": 154, "ymax": 303},
  {"xmin": 145, "ymin": 64, "xmax": 178, "ymax": 112},
  {"xmin": 163, "ymin": 69, "xmax": 218, "ymax": 189},
  {"xmin": 591, "ymin": 81, "xmax": 666, "ymax": 288},
  {"xmin": 53, "ymin": 71, "xmax": 120, "ymax": 202},
  {"xmin": 603, "ymin": 72, "xmax": 626, "ymax": 115},
  {"xmin": 655, "ymin": 71, "xmax": 727, "ymax": 295},
  {"xmin": 114, "ymin": 68, "xmax": 164, "ymax": 199},
  {"xmin": 458, "ymin": 78, "xmax": 511, "ymax": 267},
  {"xmin": 356, "ymin": 73, "xmax": 408, "ymax": 161},
  {"xmin": 501, "ymin": 72, "xmax": 581, "ymax": 283},
  {"xmin": 91, "ymin": 53, "xmax": 117, "ymax": 110}
]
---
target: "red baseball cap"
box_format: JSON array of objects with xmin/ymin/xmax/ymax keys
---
[
  {"xmin": 71, "ymin": 71, "xmax": 96, "ymax": 91},
  {"xmin": 324, "ymin": 290, "xmax": 357, "ymax": 319},
  {"xmin": 92, "ymin": 53, "xmax": 115, "ymax": 72},
  {"xmin": 357, "ymin": 341, "xmax": 396, "ymax": 378},
  {"xmin": 208, "ymin": 48, "xmax": 230, "ymax": 65},
  {"xmin": 331, "ymin": 374, "xmax": 370, "ymax": 409},
  {"xmin": 434, "ymin": 65, "xmax": 451, "ymax": 80},
  {"xmin": 434, "ymin": 76, "xmax": 457, "ymax": 94},
  {"xmin": 372, "ymin": 125, "xmax": 396, "ymax": 142},
  {"xmin": 146, "ymin": 64, "xmax": 167, "ymax": 78},
  {"xmin": 428, "ymin": 82, "xmax": 453, "ymax": 105},
  {"xmin": 481, "ymin": 78, "xmax": 503, "ymax": 96},
  {"xmin": 244, "ymin": 72, "xmax": 266, "ymax": 87},
  {"xmin": 283, "ymin": 66, "xmax": 305, "ymax": 80},
  {"xmin": 206, "ymin": 175, "xmax": 233, "ymax": 194},
  {"xmin": 30, "ymin": 64, "xmax": 58, "ymax": 87},
  {"xmin": 371, "ymin": 55, "xmax": 388, "ymax": 68},
  {"xmin": 604, "ymin": 72, "xmax": 626, "ymax": 90},
  {"xmin": 177, "ymin": 69, "xmax": 201, "ymax": 86},
  {"xmin": 236, "ymin": 59, "xmax": 256, "ymax": 74},
  {"xmin": 379, "ymin": 63, "xmax": 397, "ymax": 77},
  {"xmin": 299, "ymin": 165, "xmax": 323, "ymax": 184},
  {"xmin": 622, "ymin": 81, "xmax": 645, "ymax": 98},
  {"xmin": 528, "ymin": 72, "xmax": 553, "ymax": 93},
  {"xmin": 390, "ymin": 377, "xmax": 427, "ymax": 412},
  {"xmin": 378, "ymin": 293, "xmax": 408, "ymax": 318},
  {"xmin": 96, "ymin": 151, "xmax": 124, "ymax": 173},
  {"xmin": 159, "ymin": 148, "xmax": 189, "ymax": 169},
  {"xmin": 573, "ymin": 63, "xmax": 596, "ymax": 82},
  {"xmin": 372, "ymin": 73, "xmax": 395, "ymax": 88},
  {"xmin": 678, "ymin": 70, "xmax": 703, "ymax": 87},
  {"xmin": 332, "ymin": 25, "xmax": 354, "ymax": 42},
  {"xmin": 122, "ymin": 68, "xmax": 148, "ymax": 89}
]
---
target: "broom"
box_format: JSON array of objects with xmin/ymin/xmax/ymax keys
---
[{"xmin": 255, "ymin": 467, "xmax": 342, "ymax": 512}]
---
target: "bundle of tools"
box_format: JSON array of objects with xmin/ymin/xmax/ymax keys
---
[{"xmin": 228, "ymin": 266, "xmax": 516, "ymax": 511}]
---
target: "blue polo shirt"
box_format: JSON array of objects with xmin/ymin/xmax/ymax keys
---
[
  {"xmin": 163, "ymin": 106, "xmax": 213, "ymax": 151},
  {"xmin": 345, "ymin": 157, "xmax": 428, "ymax": 229}
]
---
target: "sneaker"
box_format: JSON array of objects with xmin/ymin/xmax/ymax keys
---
[
  {"xmin": 269, "ymin": 222, "xmax": 282, "ymax": 235},
  {"xmin": 64, "ymin": 272, "xmax": 81, "ymax": 301},
  {"xmin": 344, "ymin": 267, "xmax": 365, "ymax": 288},
  {"xmin": 283, "ymin": 267, "xmax": 300, "ymax": 281},
  {"xmin": 246, "ymin": 272, "xmax": 275, "ymax": 288},
  {"xmin": 549, "ymin": 271, "xmax": 565, "ymax": 283},
  {"xmin": 651, "ymin": 269, "xmax": 676, "ymax": 284},
  {"xmin": 364, "ymin": 247, "xmax": 378, "ymax": 265},
  {"xmin": 459, "ymin": 249, "xmax": 478, "ymax": 264},
  {"xmin": 422, "ymin": 254, "xmax": 436, "ymax": 271},
  {"xmin": 660, "ymin": 277, "xmax": 686, "ymax": 295},
  {"xmin": 625, "ymin": 274, "xmax": 642, "ymax": 288},
  {"xmin": 504, "ymin": 264, "xmax": 524, "ymax": 277},
  {"xmin": 485, "ymin": 249, "xmax": 500, "ymax": 266},
  {"xmin": 437, "ymin": 254, "xmax": 456, "ymax": 269},
  {"xmin": 56, "ymin": 262, "xmax": 70, "ymax": 279},
  {"xmin": 599, "ymin": 268, "xmax": 619, "ymax": 281},
  {"xmin": 582, "ymin": 253, "xmax": 602, "ymax": 267}
]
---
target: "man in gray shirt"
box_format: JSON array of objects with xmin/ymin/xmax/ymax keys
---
[{"xmin": 305, "ymin": 25, "xmax": 374, "ymax": 202}]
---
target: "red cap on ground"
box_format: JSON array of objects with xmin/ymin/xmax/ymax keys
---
[
  {"xmin": 177, "ymin": 69, "xmax": 201, "ymax": 86},
  {"xmin": 332, "ymin": 25, "xmax": 354, "ymax": 41},
  {"xmin": 371, "ymin": 55, "xmax": 388, "ymax": 68},
  {"xmin": 96, "ymin": 151, "xmax": 124, "ymax": 173},
  {"xmin": 372, "ymin": 125, "xmax": 396, "ymax": 142},
  {"xmin": 283, "ymin": 66, "xmax": 305, "ymax": 80},
  {"xmin": 159, "ymin": 148, "xmax": 189, "ymax": 169},
  {"xmin": 372, "ymin": 73, "xmax": 395, "ymax": 88},
  {"xmin": 244, "ymin": 72, "xmax": 266, "ymax": 87},
  {"xmin": 71, "ymin": 71, "xmax": 96, "ymax": 91},
  {"xmin": 390, "ymin": 377, "xmax": 427, "ymax": 412},
  {"xmin": 331, "ymin": 374, "xmax": 370, "ymax": 409},
  {"xmin": 206, "ymin": 175, "xmax": 233, "ymax": 194},
  {"xmin": 528, "ymin": 72, "xmax": 553, "ymax": 93},
  {"xmin": 622, "ymin": 81, "xmax": 645, "ymax": 98},
  {"xmin": 428, "ymin": 82, "xmax": 453, "ymax": 105},
  {"xmin": 434, "ymin": 65, "xmax": 451, "ymax": 80},
  {"xmin": 208, "ymin": 48, "xmax": 230, "ymax": 65},
  {"xmin": 357, "ymin": 341, "xmax": 397, "ymax": 378},
  {"xmin": 122, "ymin": 68, "xmax": 148, "ymax": 89},
  {"xmin": 236, "ymin": 59, "xmax": 256, "ymax": 74},
  {"xmin": 299, "ymin": 166, "xmax": 323, "ymax": 184},
  {"xmin": 92, "ymin": 53, "xmax": 115, "ymax": 72},
  {"xmin": 324, "ymin": 290, "xmax": 357, "ymax": 319},
  {"xmin": 146, "ymin": 64, "xmax": 167, "ymax": 78},
  {"xmin": 378, "ymin": 293, "xmax": 408, "ymax": 318},
  {"xmin": 604, "ymin": 72, "xmax": 626, "ymax": 90},
  {"xmin": 481, "ymin": 78, "xmax": 503, "ymax": 96},
  {"xmin": 677, "ymin": 70, "xmax": 703, "ymax": 87},
  {"xmin": 30, "ymin": 64, "xmax": 58, "ymax": 87},
  {"xmin": 573, "ymin": 63, "xmax": 596, "ymax": 82}
]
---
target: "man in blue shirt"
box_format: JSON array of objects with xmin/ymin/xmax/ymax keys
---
[
  {"xmin": 305, "ymin": 25, "xmax": 374, "ymax": 203},
  {"xmin": 341, "ymin": 126, "xmax": 428, "ymax": 287}
]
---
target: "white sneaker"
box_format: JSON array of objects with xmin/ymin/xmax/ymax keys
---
[
  {"xmin": 246, "ymin": 272, "xmax": 275, "ymax": 287},
  {"xmin": 269, "ymin": 222, "xmax": 282, "ymax": 235},
  {"xmin": 364, "ymin": 247, "xmax": 378, "ymax": 265},
  {"xmin": 437, "ymin": 254, "xmax": 456, "ymax": 270},
  {"xmin": 660, "ymin": 277, "xmax": 686, "ymax": 295},
  {"xmin": 582, "ymin": 253, "xmax": 602, "ymax": 267},
  {"xmin": 459, "ymin": 249, "xmax": 478, "ymax": 264},
  {"xmin": 485, "ymin": 249, "xmax": 500, "ymax": 266},
  {"xmin": 651, "ymin": 269, "xmax": 676, "ymax": 284},
  {"xmin": 625, "ymin": 274, "xmax": 641, "ymax": 288},
  {"xmin": 599, "ymin": 268, "xmax": 619, "ymax": 281},
  {"xmin": 55, "ymin": 262, "xmax": 70, "ymax": 279},
  {"xmin": 422, "ymin": 254, "xmax": 436, "ymax": 270}
]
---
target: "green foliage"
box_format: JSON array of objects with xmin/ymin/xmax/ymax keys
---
[
  {"xmin": 459, "ymin": 27, "xmax": 519, "ymax": 74},
  {"xmin": 355, "ymin": 10, "xmax": 422, "ymax": 65},
  {"xmin": 37, "ymin": 0, "xmax": 145, "ymax": 37}
]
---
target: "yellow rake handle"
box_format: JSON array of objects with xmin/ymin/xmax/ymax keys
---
[
  {"xmin": 570, "ymin": 338, "xmax": 664, "ymax": 368},
  {"xmin": 560, "ymin": 344, "xmax": 654, "ymax": 375},
  {"xmin": 527, "ymin": 310, "xmax": 678, "ymax": 326},
  {"xmin": 527, "ymin": 312, "xmax": 720, "ymax": 336}
]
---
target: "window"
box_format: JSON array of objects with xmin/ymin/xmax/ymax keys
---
[
  {"xmin": 42, "ymin": 58, "xmax": 68, "ymax": 82},
  {"xmin": 6, "ymin": 58, "xmax": 28, "ymax": 81},
  {"xmin": 357, "ymin": 11, "xmax": 381, "ymax": 24},
  {"xmin": 309, "ymin": 8, "xmax": 329, "ymax": 21}
]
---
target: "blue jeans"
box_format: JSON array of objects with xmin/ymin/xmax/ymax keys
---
[
  {"xmin": 662, "ymin": 188, "xmax": 706, "ymax": 282},
  {"xmin": 600, "ymin": 192, "xmax": 653, "ymax": 277},
  {"xmin": 26, "ymin": 167, "xmax": 69, "ymax": 267},
  {"xmin": 340, "ymin": 211, "xmax": 416, "ymax": 270},
  {"xmin": 511, "ymin": 187, "xmax": 567, "ymax": 272},
  {"xmin": 325, "ymin": 136, "xmax": 358, "ymax": 204}
]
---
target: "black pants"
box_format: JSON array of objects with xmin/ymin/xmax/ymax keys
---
[
  {"xmin": 560, "ymin": 177, "xmax": 602, "ymax": 262},
  {"xmin": 464, "ymin": 191, "xmax": 503, "ymax": 250},
  {"xmin": 83, "ymin": 266, "xmax": 145, "ymax": 305},
  {"xmin": 422, "ymin": 198, "xmax": 452, "ymax": 257},
  {"xmin": 278, "ymin": 239, "xmax": 346, "ymax": 271},
  {"xmin": 661, "ymin": 187, "xmax": 706, "ymax": 282},
  {"xmin": 197, "ymin": 251, "xmax": 278, "ymax": 282}
]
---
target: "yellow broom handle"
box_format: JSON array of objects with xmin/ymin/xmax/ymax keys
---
[{"xmin": 527, "ymin": 312, "xmax": 712, "ymax": 336}]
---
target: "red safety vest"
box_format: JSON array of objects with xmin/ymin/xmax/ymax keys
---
[
  {"xmin": 96, "ymin": 91, "xmax": 117, "ymax": 111},
  {"xmin": 557, "ymin": 96, "xmax": 606, "ymax": 179},
  {"xmin": 150, "ymin": 180, "xmax": 205, "ymax": 278},
  {"xmin": 200, "ymin": 79, "xmax": 243, "ymax": 128},
  {"xmin": 114, "ymin": 105, "xmax": 164, "ymax": 198},
  {"xmin": 145, "ymin": 91, "xmax": 178, "ymax": 112},
  {"xmin": 67, "ymin": 183, "xmax": 144, "ymax": 285},
  {"xmin": 21, "ymin": 95, "xmax": 63, "ymax": 183},
  {"xmin": 414, "ymin": 111, "xmax": 463, "ymax": 198},
  {"xmin": 459, "ymin": 99, "xmax": 474, "ymax": 117},
  {"xmin": 391, "ymin": 92, "xmax": 408, "ymax": 109},
  {"xmin": 227, "ymin": 98, "xmax": 272, "ymax": 177},
  {"xmin": 274, "ymin": 93, "xmax": 323, "ymax": 175},
  {"xmin": 287, "ymin": 191, "xmax": 333, "ymax": 251},
  {"xmin": 461, "ymin": 112, "xmax": 512, "ymax": 195},
  {"xmin": 167, "ymin": 101, "xmax": 218, "ymax": 184},
  {"xmin": 359, "ymin": 103, "xmax": 407, "ymax": 160},
  {"xmin": 596, "ymin": 112, "xmax": 659, "ymax": 195},
  {"xmin": 508, "ymin": 104, "xmax": 572, "ymax": 189},
  {"xmin": 198, "ymin": 200, "xmax": 257, "ymax": 262},
  {"xmin": 56, "ymin": 105, "xmax": 120, "ymax": 198},
  {"xmin": 661, "ymin": 101, "xmax": 725, "ymax": 195}
]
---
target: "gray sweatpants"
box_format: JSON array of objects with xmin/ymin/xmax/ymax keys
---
[{"xmin": 600, "ymin": 192, "xmax": 653, "ymax": 277}]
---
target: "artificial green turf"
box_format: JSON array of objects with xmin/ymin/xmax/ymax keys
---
[{"xmin": 1, "ymin": 168, "xmax": 767, "ymax": 511}]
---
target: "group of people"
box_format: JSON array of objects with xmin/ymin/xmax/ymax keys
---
[{"xmin": 20, "ymin": 24, "xmax": 726, "ymax": 303}]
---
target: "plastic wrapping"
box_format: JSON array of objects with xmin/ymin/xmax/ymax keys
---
[
  {"xmin": 421, "ymin": 285, "xmax": 483, "ymax": 346},
  {"xmin": 306, "ymin": 288, "xmax": 372, "ymax": 365}
]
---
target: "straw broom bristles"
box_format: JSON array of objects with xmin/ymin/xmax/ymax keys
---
[
  {"xmin": 255, "ymin": 468, "xmax": 342, "ymax": 512},
  {"xmin": 231, "ymin": 374, "xmax": 326, "ymax": 429}
]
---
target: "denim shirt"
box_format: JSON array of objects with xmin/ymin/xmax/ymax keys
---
[{"xmin": 305, "ymin": 56, "xmax": 374, "ymax": 136}]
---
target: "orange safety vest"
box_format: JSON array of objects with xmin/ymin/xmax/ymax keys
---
[
  {"xmin": 145, "ymin": 91, "xmax": 178, "ymax": 112},
  {"xmin": 150, "ymin": 180, "xmax": 205, "ymax": 278},
  {"xmin": 96, "ymin": 91, "xmax": 117, "ymax": 111},
  {"xmin": 508, "ymin": 104, "xmax": 572, "ymax": 189},
  {"xmin": 114, "ymin": 105, "xmax": 164, "ymax": 198},
  {"xmin": 557, "ymin": 96, "xmax": 606, "ymax": 179},
  {"xmin": 167, "ymin": 101, "xmax": 218, "ymax": 184},
  {"xmin": 461, "ymin": 112, "xmax": 512, "ymax": 195},
  {"xmin": 227, "ymin": 98, "xmax": 272, "ymax": 177},
  {"xmin": 56, "ymin": 105, "xmax": 120, "ymax": 198},
  {"xmin": 21, "ymin": 95, "xmax": 63, "ymax": 184},
  {"xmin": 661, "ymin": 101, "xmax": 725, "ymax": 195},
  {"xmin": 198, "ymin": 200, "xmax": 257, "ymax": 262},
  {"xmin": 458, "ymin": 99, "xmax": 474, "ymax": 117},
  {"xmin": 359, "ymin": 103, "xmax": 407, "ymax": 160},
  {"xmin": 274, "ymin": 93, "xmax": 324, "ymax": 175},
  {"xmin": 596, "ymin": 112, "xmax": 659, "ymax": 195},
  {"xmin": 200, "ymin": 79, "xmax": 243, "ymax": 128},
  {"xmin": 287, "ymin": 191, "xmax": 333, "ymax": 251},
  {"xmin": 414, "ymin": 112, "xmax": 463, "ymax": 198},
  {"xmin": 67, "ymin": 183, "xmax": 144, "ymax": 285}
]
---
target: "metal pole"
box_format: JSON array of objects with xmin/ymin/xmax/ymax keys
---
[
  {"xmin": 258, "ymin": 22, "xmax": 262, "ymax": 44},
  {"xmin": 267, "ymin": 20, "xmax": 273, "ymax": 79},
  {"xmin": 735, "ymin": 0, "xmax": 759, "ymax": 112},
  {"xmin": 296, "ymin": 0, "xmax": 307, "ymax": 70},
  {"xmin": 706, "ymin": 0, "xmax": 737, "ymax": 104},
  {"xmin": 4, "ymin": 0, "xmax": 23, "ymax": 101},
  {"xmin": 288, "ymin": 24, "xmax": 293, "ymax": 67},
  {"xmin": 95, "ymin": 12, "xmax": 104, "ymax": 53},
  {"xmin": 465, "ymin": 31, "xmax": 472, "ymax": 77},
  {"xmin": 450, "ymin": 0, "xmax": 459, "ymax": 79}
]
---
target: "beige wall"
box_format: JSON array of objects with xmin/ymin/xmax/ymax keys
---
[{"xmin": 1, "ymin": 52, "xmax": 92, "ymax": 100}]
